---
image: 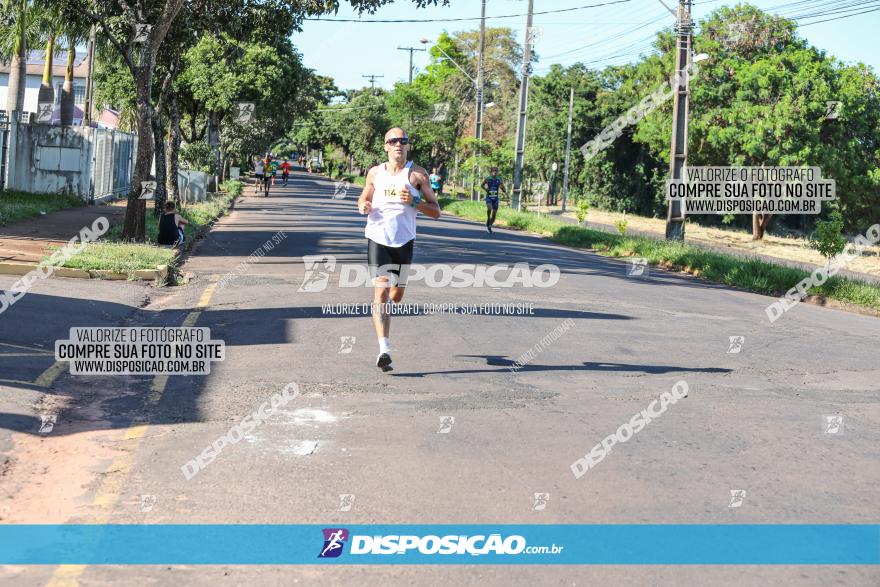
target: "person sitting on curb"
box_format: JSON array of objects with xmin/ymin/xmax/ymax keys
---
[{"xmin": 157, "ymin": 200, "xmax": 189, "ymax": 247}]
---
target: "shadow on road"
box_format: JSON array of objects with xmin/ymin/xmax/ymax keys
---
[{"xmin": 391, "ymin": 354, "xmax": 733, "ymax": 378}]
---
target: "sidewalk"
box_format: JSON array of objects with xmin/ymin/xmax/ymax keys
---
[{"xmin": 0, "ymin": 203, "xmax": 126, "ymax": 265}]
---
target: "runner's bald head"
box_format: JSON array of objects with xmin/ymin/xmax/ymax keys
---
[{"xmin": 385, "ymin": 127, "xmax": 407, "ymax": 141}]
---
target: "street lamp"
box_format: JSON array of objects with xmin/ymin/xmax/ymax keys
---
[
  {"xmin": 420, "ymin": 37, "xmax": 486, "ymax": 200},
  {"xmin": 420, "ymin": 38, "xmax": 476, "ymax": 84}
]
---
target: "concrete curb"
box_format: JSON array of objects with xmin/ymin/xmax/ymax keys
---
[{"xmin": 0, "ymin": 261, "xmax": 167, "ymax": 281}]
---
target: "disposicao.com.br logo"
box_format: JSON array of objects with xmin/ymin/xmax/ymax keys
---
[
  {"xmin": 317, "ymin": 528, "xmax": 563, "ymax": 558},
  {"xmin": 298, "ymin": 255, "xmax": 560, "ymax": 291}
]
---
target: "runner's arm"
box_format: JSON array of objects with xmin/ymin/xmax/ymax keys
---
[
  {"xmin": 357, "ymin": 167, "xmax": 377, "ymax": 214},
  {"xmin": 411, "ymin": 167, "xmax": 441, "ymax": 219}
]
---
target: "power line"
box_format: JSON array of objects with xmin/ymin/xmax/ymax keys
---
[
  {"xmin": 362, "ymin": 74, "xmax": 384, "ymax": 93},
  {"xmin": 798, "ymin": 3, "xmax": 880, "ymax": 24},
  {"xmin": 304, "ymin": 0, "xmax": 632, "ymax": 23}
]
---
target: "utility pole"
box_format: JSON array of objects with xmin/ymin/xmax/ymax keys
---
[
  {"xmin": 473, "ymin": 0, "xmax": 487, "ymax": 201},
  {"xmin": 665, "ymin": 0, "xmax": 693, "ymax": 241},
  {"xmin": 362, "ymin": 74, "xmax": 384, "ymax": 94},
  {"xmin": 397, "ymin": 46, "xmax": 426, "ymax": 84},
  {"xmin": 561, "ymin": 86, "xmax": 575, "ymax": 213},
  {"xmin": 511, "ymin": 0, "xmax": 535, "ymax": 211}
]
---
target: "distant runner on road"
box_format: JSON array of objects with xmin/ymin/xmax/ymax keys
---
[
  {"xmin": 429, "ymin": 167, "xmax": 442, "ymax": 196},
  {"xmin": 254, "ymin": 158, "xmax": 265, "ymax": 196},
  {"xmin": 280, "ymin": 159, "xmax": 291, "ymax": 186},
  {"xmin": 357, "ymin": 127, "xmax": 441, "ymax": 372},
  {"xmin": 481, "ymin": 166, "xmax": 506, "ymax": 234},
  {"xmin": 262, "ymin": 155, "xmax": 273, "ymax": 196}
]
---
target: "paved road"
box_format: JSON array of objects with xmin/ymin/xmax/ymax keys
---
[{"xmin": 1, "ymin": 170, "xmax": 878, "ymax": 585}]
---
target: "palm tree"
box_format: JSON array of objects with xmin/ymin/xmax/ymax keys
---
[
  {"xmin": 0, "ymin": 0, "xmax": 37, "ymax": 115},
  {"xmin": 35, "ymin": 1, "xmax": 63, "ymax": 117},
  {"xmin": 60, "ymin": 18, "xmax": 89, "ymax": 125}
]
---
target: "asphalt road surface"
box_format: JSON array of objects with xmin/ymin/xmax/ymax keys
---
[{"xmin": 1, "ymin": 170, "xmax": 878, "ymax": 585}]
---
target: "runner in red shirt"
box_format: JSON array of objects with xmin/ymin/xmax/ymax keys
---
[{"xmin": 280, "ymin": 159, "xmax": 291, "ymax": 187}]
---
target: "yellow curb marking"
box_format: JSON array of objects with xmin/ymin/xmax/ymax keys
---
[{"xmin": 47, "ymin": 279, "xmax": 218, "ymax": 586}]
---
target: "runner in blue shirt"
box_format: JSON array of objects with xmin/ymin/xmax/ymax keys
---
[
  {"xmin": 481, "ymin": 166, "xmax": 506, "ymax": 234},
  {"xmin": 429, "ymin": 168, "xmax": 442, "ymax": 195}
]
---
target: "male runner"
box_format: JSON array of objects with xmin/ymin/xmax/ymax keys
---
[
  {"xmin": 261, "ymin": 155, "xmax": 273, "ymax": 196},
  {"xmin": 254, "ymin": 158, "xmax": 265, "ymax": 196},
  {"xmin": 280, "ymin": 159, "xmax": 291, "ymax": 186},
  {"xmin": 357, "ymin": 127, "xmax": 441, "ymax": 372},
  {"xmin": 429, "ymin": 168, "xmax": 442, "ymax": 196},
  {"xmin": 270, "ymin": 157, "xmax": 280, "ymax": 182},
  {"xmin": 481, "ymin": 167, "xmax": 506, "ymax": 233}
]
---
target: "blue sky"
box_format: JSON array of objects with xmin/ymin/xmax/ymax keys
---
[{"xmin": 293, "ymin": 0, "xmax": 880, "ymax": 91}]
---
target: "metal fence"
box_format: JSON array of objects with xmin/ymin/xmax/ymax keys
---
[{"xmin": 91, "ymin": 128, "xmax": 137, "ymax": 201}]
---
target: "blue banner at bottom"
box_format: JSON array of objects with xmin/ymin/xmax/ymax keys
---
[{"xmin": 1, "ymin": 525, "xmax": 877, "ymax": 564}]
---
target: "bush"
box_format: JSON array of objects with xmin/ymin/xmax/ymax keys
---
[
  {"xmin": 615, "ymin": 214, "xmax": 628, "ymax": 236},
  {"xmin": 220, "ymin": 180, "xmax": 244, "ymax": 197},
  {"xmin": 180, "ymin": 141, "xmax": 216, "ymax": 174},
  {"xmin": 810, "ymin": 210, "xmax": 846, "ymax": 265},
  {"xmin": 576, "ymin": 199, "xmax": 589, "ymax": 224}
]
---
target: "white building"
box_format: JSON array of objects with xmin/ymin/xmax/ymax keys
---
[{"xmin": 0, "ymin": 50, "xmax": 89, "ymax": 123}]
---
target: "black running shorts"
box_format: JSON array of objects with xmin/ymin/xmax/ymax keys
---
[{"xmin": 368, "ymin": 238, "xmax": 414, "ymax": 287}]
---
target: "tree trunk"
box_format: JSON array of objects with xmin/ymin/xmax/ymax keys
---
[
  {"xmin": 167, "ymin": 92, "xmax": 181, "ymax": 203},
  {"xmin": 752, "ymin": 213, "xmax": 773, "ymax": 240},
  {"xmin": 38, "ymin": 36, "xmax": 56, "ymax": 113},
  {"xmin": 60, "ymin": 41, "xmax": 76, "ymax": 126},
  {"xmin": 6, "ymin": 42, "xmax": 26, "ymax": 114},
  {"xmin": 122, "ymin": 73, "xmax": 154, "ymax": 242},
  {"xmin": 114, "ymin": 0, "xmax": 186, "ymax": 240}
]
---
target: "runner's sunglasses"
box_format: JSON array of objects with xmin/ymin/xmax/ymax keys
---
[{"xmin": 385, "ymin": 137, "xmax": 410, "ymax": 145}]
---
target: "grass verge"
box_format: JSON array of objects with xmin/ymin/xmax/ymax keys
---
[
  {"xmin": 440, "ymin": 198, "xmax": 880, "ymax": 311},
  {"xmin": 50, "ymin": 182, "xmax": 242, "ymax": 278},
  {"xmin": 0, "ymin": 190, "xmax": 84, "ymax": 225}
]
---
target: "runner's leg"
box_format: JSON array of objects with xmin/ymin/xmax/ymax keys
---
[{"xmin": 369, "ymin": 240, "xmax": 394, "ymax": 371}]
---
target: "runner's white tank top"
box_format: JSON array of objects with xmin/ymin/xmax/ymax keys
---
[{"xmin": 365, "ymin": 161, "xmax": 420, "ymax": 247}]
